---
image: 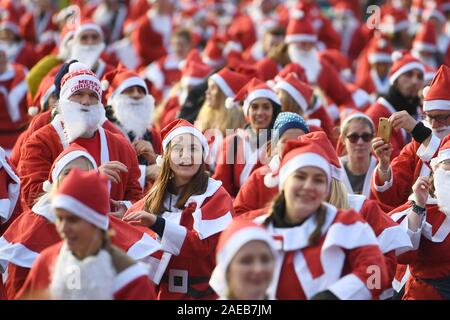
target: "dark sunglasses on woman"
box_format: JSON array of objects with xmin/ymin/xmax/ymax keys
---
[{"xmin": 346, "ymin": 132, "xmax": 373, "ymax": 143}]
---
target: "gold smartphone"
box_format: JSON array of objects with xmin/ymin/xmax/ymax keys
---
[{"xmin": 378, "ymin": 117, "xmax": 392, "ymax": 144}]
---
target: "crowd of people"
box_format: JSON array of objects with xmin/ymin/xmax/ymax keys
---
[{"xmin": 0, "ymin": 0, "xmax": 450, "ymax": 300}]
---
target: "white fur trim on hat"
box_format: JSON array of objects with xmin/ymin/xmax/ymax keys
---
[
  {"xmin": 274, "ymin": 81, "xmax": 308, "ymax": 113},
  {"xmin": 181, "ymin": 76, "xmax": 205, "ymax": 88},
  {"xmin": 423, "ymin": 99, "xmax": 450, "ymax": 112},
  {"xmin": 413, "ymin": 42, "xmax": 437, "ymax": 53},
  {"xmin": 210, "ymin": 73, "xmax": 234, "ymax": 98},
  {"xmin": 368, "ymin": 53, "xmax": 392, "ymax": 64},
  {"xmin": 52, "ymin": 194, "xmax": 109, "ymax": 230},
  {"xmin": 108, "ymin": 76, "xmax": 148, "ymax": 104},
  {"xmin": 278, "ymin": 153, "xmax": 331, "ymax": 190},
  {"xmin": 340, "ymin": 113, "xmax": 375, "ymax": 134},
  {"xmin": 285, "ymin": 34, "xmax": 317, "ymax": 44},
  {"xmin": 51, "ymin": 150, "xmax": 98, "ymax": 185},
  {"xmin": 40, "ymin": 84, "xmax": 56, "ymax": 109},
  {"xmin": 75, "ymin": 23, "xmax": 104, "ymax": 40},
  {"xmin": 209, "ymin": 227, "xmax": 276, "ymax": 299},
  {"xmin": 60, "ymin": 69, "xmax": 102, "ymax": 102},
  {"xmin": 243, "ymin": 89, "xmax": 281, "ymax": 115},
  {"xmin": 389, "ymin": 62, "xmax": 425, "ymax": 85},
  {"xmin": 162, "ymin": 126, "xmax": 210, "ymax": 157}
]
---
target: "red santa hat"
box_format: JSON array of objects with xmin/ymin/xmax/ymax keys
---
[
  {"xmin": 209, "ymin": 219, "xmax": 276, "ymax": 298},
  {"xmin": 28, "ymin": 75, "xmax": 56, "ymax": 116},
  {"xmin": 0, "ymin": 14, "xmax": 19, "ymax": 36},
  {"xmin": 333, "ymin": 0, "xmax": 356, "ymax": 16},
  {"xmin": 210, "ymin": 68, "xmax": 249, "ymax": 99},
  {"xmin": 379, "ymin": 7, "xmax": 410, "ymax": 35},
  {"xmin": 60, "ymin": 62, "xmax": 102, "ymax": 102},
  {"xmin": 230, "ymin": 78, "xmax": 281, "ymax": 115},
  {"xmin": 101, "ymin": 68, "xmax": 149, "ymax": 105},
  {"xmin": 180, "ymin": 60, "xmax": 212, "ymax": 88},
  {"xmin": 52, "ymin": 168, "xmax": 110, "ymax": 231},
  {"xmin": 275, "ymin": 63, "xmax": 307, "ymax": 82},
  {"xmin": 202, "ymin": 35, "xmax": 226, "ymax": 68},
  {"xmin": 423, "ymin": 0, "xmax": 446, "ymax": 23},
  {"xmin": 274, "ymin": 73, "xmax": 313, "ymax": 113},
  {"xmin": 160, "ymin": 119, "xmax": 210, "ymax": 157},
  {"xmin": 423, "ymin": 64, "xmax": 450, "ymax": 111},
  {"xmin": 413, "ymin": 20, "xmax": 438, "ymax": 53},
  {"xmin": 264, "ymin": 131, "xmax": 341, "ymax": 190},
  {"xmin": 340, "ymin": 111, "xmax": 375, "ymax": 134},
  {"xmin": 43, "ymin": 144, "xmax": 97, "ymax": 192},
  {"xmin": 74, "ymin": 19, "xmax": 104, "ymax": 41},
  {"xmin": 285, "ymin": 12, "xmax": 317, "ymax": 44},
  {"xmin": 368, "ymin": 36, "xmax": 393, "ymax": 64},
  {"xmin": 388, "ymin": 52, "xmax": 424, "ymax": 85}
]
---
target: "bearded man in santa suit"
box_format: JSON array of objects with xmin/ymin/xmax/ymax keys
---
[
  {"xmin": 371, "ymin": 65, "xmax": 450, "ymax": 211},
  {"xmin": 0, "ymin": 49, "xmax": 28, "ymax": 154},
  {"xmin": 285, "ymin": 12, "xmax": 356, "ymax": 111},
  {"xmin": 16, "ymin": 169, "xmax": 156, "ymax": 300},
  {"xmin": 18, "ymin": 62, "xmax": 142, "ymax": 210}
]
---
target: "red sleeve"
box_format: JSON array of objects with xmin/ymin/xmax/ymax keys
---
[
  {"xmin": 113, "ymin": 275, "xmax": 157, "ymax": 300},
  {"xmin": 15, "ymin": 250, "xmax": 53, "ymax": 299},
  {"xmin": 5, "ymin": 264, "xmax": 31, "ymax": 300},
  {"xmin": 212, "ymin": 136, "xmax": 238, "ymax": 197}
]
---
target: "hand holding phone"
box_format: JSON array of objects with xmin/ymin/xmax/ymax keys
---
[{"xmin": 378, "ymin": 117, "xmax": 392, "ymax": 144}]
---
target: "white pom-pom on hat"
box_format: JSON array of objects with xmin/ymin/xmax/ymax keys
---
[
  {"xmin": 28, "ymin": 106, "xmax": 39, "ymax": 117},
  {"xmin": 101, "ymin": 79, "xmax": 110, "ymax": 91},
  {"xmin": 422, "ymin": 85, "xmax": 430, "ymax": 98},
  {"xmin": 42, "ymin": 180, "xmax": 53, "ymax": 193},
  {"xmin": 391, "ymin": 50, "xmax": 403, "ymax": 62},
  {"xmin": 291, "ymin": 9, "xmax": 305, "ymax": 19},
  {"xmin": 225, "ymin": 97, "xmax": 238, "ymax": 109},
  {"xmin": 264, "ymin": 173, "xmax": 279, "ymax": 188}
]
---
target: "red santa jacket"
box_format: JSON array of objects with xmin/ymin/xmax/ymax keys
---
[
  {"xmin": 370, "ymin": 134, "xmax": 442, "ymax": 211},
  {"xmin": 356, "ymin": 69, "xmax": 390, "ymax": 97},
  {"xmin": 16, "ymin": 241, "xmax": 156, "ymax": 300},
  {"xmin": 157, "ymin": 95, "xmax": 181, "ymax": 132},
  {"xmin": 252, "ymin": 203, "xmax": 389, "ymax": 300},
  {"xmin": 0, "ymin": 195, "xmax": 162, "ymax": 299},
  {"xmin": 0, "ymin": 149, "xmax": 20, "ymax": 235},
  {"xmin": 19, "ymin": 11, "xmax": 58, "ymax": 45},
  {"xmin": 0, "ymin": 64, "xmax": 29, "ymax": 151},
  {"xmin": 389, "ymin": 202, "xmax": 450, "ymax": 300},
  {"xmin": 256, "ymin": 57, "xmax": 281, "ymax": 81},
  {"xmin": 18, "ymin": 117, "xmax": 142, "ymax": 209},
  {"xmin": 11, "ymin": 41, "xmax": 38, "ymax": 70},
  {"xmin": 124, "ymin": 178, "xmax": 234, "ymax": 300},
  {"xmin": 365, "ymin": 97, "xmax": 410, "ymax": 159},
  {"xmin": 212, "ymin": 130, "xmax": 266, "ymax": 197}
]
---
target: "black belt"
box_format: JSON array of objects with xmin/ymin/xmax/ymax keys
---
[{"xmin": 161, "ymin": 274, "xmax": 215, "ymax": 299}]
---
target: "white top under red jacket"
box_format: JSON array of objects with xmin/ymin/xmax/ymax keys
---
[
  {"xmin": 0, "ymin": 64, "xmax": 29, "ymax": 151},
  {"xmin": 340, "ymin": 155, "xmax": 378, "ymax": 197},
  {"xmin": 16, "ymin": 241, "xmax": 156, "ymax": 300},
  {"xmin": 389, "ymin": 201, "xmax": 450, "ymax": 300},
  {"xmin": 371, "ymin": 134, "xmax": 442, "ymax": 211},
  {"xmin": 124, "ymin": 178, "xmax": 234, "ymax": 300},
  {"xmin": 357, "ymin": 69, "xmax": 391, "ymax": 98},
  {"xmin": 18, "ymin": 115, "xmax": 142, "ymax": 209},
  {"xmin": 212, "ymin": 129, "xmax": 266, "ymax": 198},
  {"xmin": 0, "ymin": 148, "xmax": 20, "ymax": 233},
  {"xmin": 0, "ymin": 194, "xmax": 162, "ymax": 299},
  {"xmin": 252, "ymin": 203, "xmax": 389, "ymax": 300}
]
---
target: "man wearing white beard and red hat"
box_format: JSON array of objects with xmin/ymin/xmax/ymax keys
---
[
  {"xmin": 18, "ymin": 62, "xmax": 142, "ymax": 210},
  {"xmin": 102, "ymin": 68, "xmax": 161, "ymax": 191},
  {"xmin": 16, "ymin": 169, "xmax": 157, "ymax": 300},
  {"xmin": 388, "ymin": 139, "xmax": 450, "ymax": 300},
  {"xmin": 284, "ymin": 11, "xmax": 356, "ymax": 112},
  {"xmin": 371, "ymin": 64, "xmax": 450, "ymax": 211}
]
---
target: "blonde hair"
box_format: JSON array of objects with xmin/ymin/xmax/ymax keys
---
[
  {"xmin": 144, "ymin": 142, "xmax": 209, "ymax": 215},
  {"xmin": 196, "ymin": 82, "xmax": 246, "ymax": 134},
  {"xmin": 326, "ymin": 178, "xmax": 350, "ymax": 210},
  {"xmin": 278, "ymin": 89, "xmax": 304, "ymax": 115}
]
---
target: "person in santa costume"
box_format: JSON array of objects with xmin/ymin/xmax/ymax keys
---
[
  {"xmin": 141, "ymin": 28, "xmax": 193, "ymax": 103},
  {"xmin": 388, "ymin": 139, "xmax": 450, "ymax": 299},
  {"xmin": 365, "ymin": 52, "xmax": 425, "ymax": 159},
  {"xmin": 284, "ymin": 11, "xmax": 356, "ymax": 111},
  {"xmin": 197, "ymin": 67, "xmax": 249, "ymax": 172},
  {"xmin": 0, "ymin": 144, "xmax": 163, "ymax": 299},
  {"xmin": 234, "ymin": 112, "xmax": 309, "ymax": 216},
  {"xmin": 212, "ymin": 78, "xmax": 281, "ymax": 197},
  {"xmin": 0, "ymin": 15, "xmax": 38, "ymax": 70},
  {"xmin": 0, "ymin": 146, "xmax": 20, "ymax": 236},
  {"xmin": 241, "ymin": 25, "xmax": 285, "ymax": 64},
  {"xmin": 356, "ymin": 35, "xmax": 393, "ymax": 100},
  {"xmin": 209, "ymin": 219, "xmax": 276, "ymax": 300},
  {"xmin": 248, "ymin": 136, "xmax": 389, "ymax": 300},
  {"xmin": 337, "ymin": 112, "xmax": 378, "ymax": 197},
  {"xmin": 371, "ymin": 64, "xmax": 450, "ymax": 210},
  {"xmin": 0, "ymin": 48, "xmax": 29, "ymax": 154},
  {"xmin": 102, "ymin": 68, "xmax": 161, "ymax": 192},
  {"xmin": 411, "ymin": 20, "xmax": 441, "ymax": 68},
  {"xmin": 18, "ymin": 62, "xmax": 142, "ymax": 210},
  {"xmin": 16, "ymin": 168, "xmax": 157, "ymax": 300},
  {"xmin": 123, "ymin": 119, "xmax": 234, "ymax": 300}
]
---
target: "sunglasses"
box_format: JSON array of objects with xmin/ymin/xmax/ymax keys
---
[{"xmin": 346, "ymin": 133, "xmax": 373, "ymax": 143}]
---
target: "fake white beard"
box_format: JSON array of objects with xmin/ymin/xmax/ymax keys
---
[
  {"xmin": 0, "ymin": 41, "xmax": 20, "ymax": 61},
  {"xmin": 433, "ymin": 168, "xmax": 450, "ymax": 217},
  {"xmin": 59, "ymin": 99, "xmax": 105, "ymax": 142},
  {"xmin": 111, "ymin": 94, "xmax": 154, "ymax": 139},
  {"xmin": 69, "ymin": 42, "xmax": 106, "ymax": 70},
  {"xmin": 49, "ymin": 243, "xmax": 116, "ymax": 300},
  {"xmin": 423, "ymin": 120, "xmax": 450, "ymax": 140},
  {"xmin": 287, "ymin": 46, "xmax": 321, "ymax": 84}
]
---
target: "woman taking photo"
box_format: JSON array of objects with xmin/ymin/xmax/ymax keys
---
[
  {"xmin": 338, "ymin": 112, "xmax": 378, "ymax": 197},
  {"xmin": 123, "ymin": 119, "xmax": 235, "ymax": 300},
  {"xmin": 254, "ymin": 137, "xmax": 389, "ymax": 300},
  {"xmin": 213, "ymin": 78, "xmax": 281, "ymax": 197}
]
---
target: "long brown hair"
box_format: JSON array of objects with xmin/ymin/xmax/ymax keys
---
[
  {"xmin": 265, "ymin": 191, "xmax": 327, "ymax": 246},
  {"xmin": 144, "ymin": 143, "xmax": 209, "ymax": 215},
  {"xmin": 278, "ymin": 89, "xmax": 304, "ymax": 115}
]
